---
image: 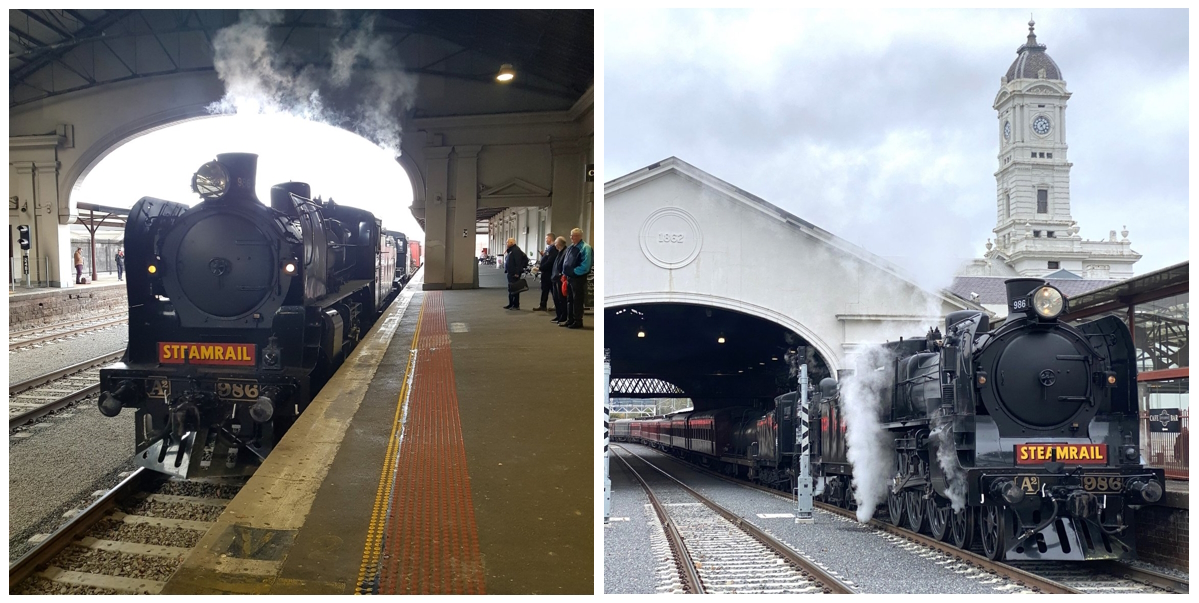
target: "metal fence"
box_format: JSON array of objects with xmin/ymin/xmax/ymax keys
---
[{"xmin": 1140, "ymin": 408, "xmax": 1188, "ymax": 479}]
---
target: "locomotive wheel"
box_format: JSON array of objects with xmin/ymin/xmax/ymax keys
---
[
  {"xmin": 905, "ymin": 491, "xmax": 927, "ymax": 534},
  {"xmin": 980, "ymin": 505, "xmax": 1008, "ymax": 560},
  {"xmin": 927, "ymin": 498, "xmax": 952, "ymax": 541},
  {"xmin": 949, "ymin": 507, "xmax": 974, "ymax": 550},
  {"xmin": 887, "ymin": 490, "xmax": 905, "ymax": 527}
]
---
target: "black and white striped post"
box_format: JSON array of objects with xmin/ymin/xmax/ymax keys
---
[
  {"xmin": 604, "ymin": 348, "xmax": 611, "ymax": 523},
  {"xmin": 796, "ymin": 364, "xmax": 813, "ymax": 523}
]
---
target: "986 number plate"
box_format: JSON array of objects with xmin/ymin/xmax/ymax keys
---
[
  {"xmin": 1082, "ymin": 475, "xmax": 1123, "ymax": 493},
  {"xmin": 216, "ymin": 380, "xmax": 260, "ymax": 401}
]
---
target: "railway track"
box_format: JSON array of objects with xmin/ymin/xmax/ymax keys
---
[
  {"xmin": 9, "ymin": 350, "xmax": 126, "ymax": 428},
  {"xmin": 612, "ymin": 445, "xmax": 853, "ymax": 594},
  {"xmin": 10, "ymin": 311, "xmax": 128, "ymax": 350},
  {"xmin": 620, "ymin": 443, "xmax": 1186, "ymax": 595},
  {"xmin": 9, "ymin": 468, "xmax": 243, "ymax": 595}
]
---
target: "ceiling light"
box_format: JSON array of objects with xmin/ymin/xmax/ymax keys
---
[
  {"xmin": 772, "ymin": 357, "xmax": 778, "ymax": 361},
  {"xmin": 717, "ymin": 336, "xmax": 726, "ymax": 344},
  {"xmin": 637, "ymin": 329, "xmax": 645, "ymax": 338},
  {"xmin": 759, "ymin": 362, "xmax": 765, "ymax": 366},
  {"xmin": 496, "ymin": 63, "xmax": 516, "ymax": 82}
]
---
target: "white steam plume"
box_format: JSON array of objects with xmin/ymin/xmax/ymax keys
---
[
  {"xmin": 208, "ymin": 10, "xmax": 416, "ymax": 157},
  {"xmin": 930, "ymin": 421, "xmax": 968, "ymax": 512},
  {"xmin": 840, "ymin": 344, "xmax": 895, "ymax": 522}
]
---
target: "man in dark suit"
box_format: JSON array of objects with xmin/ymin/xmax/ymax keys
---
[
  {"xmin": 503, "ymin": 238, "xmax": 529, "ymax": 310},
  {"xmin": 549, "ymin": 236, "xmax": 569, "ymax": 323},
  {"xmin": 535, "ymin": 233, "xmax": 559, "ymax": 311}
]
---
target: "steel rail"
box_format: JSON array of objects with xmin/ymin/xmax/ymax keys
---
[
  {"xmin": 615, "ymin": 444, "xmax": 855, "ymax": 594},
  {"xmin": 9, "ymin": 316, "xmax": 128, "ymax": 350},
  {"xmin": 9, "ymin": 310, "xmax": 127, "ymax": 340},
  {"xmin": 9, "ymin": 350, "xmax": 125, "ymax": 397},
  {"xmin": 612, "ymin": 448, "xmax": 705, "ymax": 594},
  {"xmin": 1094, "ymin": 560, "xmax": 1188, "ymax": 594},
  {"xmin": 812, "ymin": 500, "xmax": 1077, "ymax": 594},
  {"xmin": 10, "ymin": 384, "xmax": 101, "ymax": 428},
  {"xmin": 8, "ymin": 468, "xmax": 154, "ymax": 588}
]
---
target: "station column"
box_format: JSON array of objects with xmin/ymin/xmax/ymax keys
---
[
  {"xmin": 452, "ymin": 145, "xmax": 481, "ymax": 289},
  {"xmin": 422, "ymin": 146, "xmax": 451, "ymax": 290},
  {"xmin": 549, "ymin": 139, "xmax": 585, "ymax": 240}
]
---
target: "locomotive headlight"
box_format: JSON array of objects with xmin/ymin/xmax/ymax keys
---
[
  {"xmin": 147, "ymin": 264, "xmax": 157, "ymax": 274},
  {"xmin": 191, "ymin": 161, "xmax": 230, "ymax": 201},
  {"xmin": 284, "ymin": 262, "xmax": 296, "ymax": 274},
  {"xmin": 1032, "ymin": 286, "xmax": 1065, "ymax": 319}
]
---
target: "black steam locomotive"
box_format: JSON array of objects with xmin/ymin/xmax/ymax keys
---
[
  {"xmin": 98, "ymin": 153, "xmax": 406, "ymax": 478},
  {"xmin": 615, "ymin": 277, "xmax": 1164, "ymax": 561}
]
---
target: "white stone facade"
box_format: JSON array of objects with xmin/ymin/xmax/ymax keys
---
[
  {"xmin": 606, "ymin": 158, "xmax": 980, "ymax": 373},
  {"xmin": 980, "ymin": 23, "xmax": 1140, "ymax": 280}
]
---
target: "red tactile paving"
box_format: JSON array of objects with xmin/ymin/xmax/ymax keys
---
[{"xmin": 379, "ymin": 292, "xmax": 485, "ymax": 594}]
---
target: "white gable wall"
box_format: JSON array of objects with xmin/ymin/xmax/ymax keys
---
[{"xmin": 606, "ymin": 164, "xmax": 973, "ymax": 372}]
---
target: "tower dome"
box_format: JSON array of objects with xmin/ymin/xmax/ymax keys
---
[{"xmin": 1004, "ymin": 20, "xmax": 1062, "ymax": 81}]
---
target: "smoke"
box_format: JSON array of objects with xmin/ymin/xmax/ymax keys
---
[
  {"xmin": 812, "ymin": 476, "xmax": 826, "ymax": 497},
  {"xmin": 207, "ymin": 10, "xmax": 417, "ymax": 157},
  {"xmin": 929, "ymin": 422, "xmax": 968, "ymax": 512},
  {"xmin": 839, "ymin": 344, "xmax": 895, "ymax": 522}
]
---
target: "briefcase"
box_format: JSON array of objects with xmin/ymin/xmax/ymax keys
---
[{"xmin": 508, "ymin": 278, "xmax": 529, "ymax": 293}]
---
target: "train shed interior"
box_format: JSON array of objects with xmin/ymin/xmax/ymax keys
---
[{"xmin": 606, "ymin": 303, "xmax": 830, "ymax": 413}]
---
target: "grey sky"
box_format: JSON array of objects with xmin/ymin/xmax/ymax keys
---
[{"xmin": 605, "ymin": 8, "xmax": 1188, "ymax": 288}]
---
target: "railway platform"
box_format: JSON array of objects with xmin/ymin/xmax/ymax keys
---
[
  {"xmin": 162, "ymin": 269, "xmax": 593, "ymax": 594},
  {"xmin": 9, "ymin": 274, "xmax": 127, "ymax": 333}
]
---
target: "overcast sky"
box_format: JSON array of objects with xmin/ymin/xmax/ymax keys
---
[
  {"xmin": 605, "ymin": 8, "xmax": 1189, "ymax": 288},
  {"xmin": 75, "ymin": 113, "xmax": 421, "ymax": 242}
]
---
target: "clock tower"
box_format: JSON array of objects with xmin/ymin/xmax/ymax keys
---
[{"xmin": 984, "ymin": 20, "xmax": 1139, "ymax": 279}]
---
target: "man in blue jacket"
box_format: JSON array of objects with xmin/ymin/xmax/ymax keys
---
[{"xmin": 559, "ymin": 228, "xmax": 592, "ymax": 329}]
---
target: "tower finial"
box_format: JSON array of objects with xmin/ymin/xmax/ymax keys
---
[{"xmin": 1027, "ymin": 16, "xmax": 1038, "ymax": 45}]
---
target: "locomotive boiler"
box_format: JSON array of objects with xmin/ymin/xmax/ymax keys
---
[{"xmin": 97, "ymin": 153, "xmax": 401, "ymax": 478}]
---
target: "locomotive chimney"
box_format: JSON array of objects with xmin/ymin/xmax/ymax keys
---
[
  {"xmin": 215, "ymin": 152, "xmax": 259, "ymax": 203},
  {"xmin": 1005, "ymin": 277, "xmax": 1047, "ymax": 317}
]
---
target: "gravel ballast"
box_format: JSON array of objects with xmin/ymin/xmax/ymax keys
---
[
  {"xmin": 603, "ymin": 451, "xmax": 681, "ymax": 594},
  {"xmin": 9, "ymin": 321, "xmax": 127, "ymax": 384},
  {"xmin": 614, "ymin": 444, "xmax": 1025, "ymax": 594}
]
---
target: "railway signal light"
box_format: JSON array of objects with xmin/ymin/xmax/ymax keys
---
[{"xmin": 18, "ymin": 225, "xmax": 30, "ymax": 250}]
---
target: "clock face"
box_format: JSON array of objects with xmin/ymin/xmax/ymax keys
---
[
  {"xmin": 1032, "ymin": 116, "xmax": 1051, "ymax": 136},
  {"xmin": 1003, "ymin": 121, "xmax": 1011, "ymax": 141}
]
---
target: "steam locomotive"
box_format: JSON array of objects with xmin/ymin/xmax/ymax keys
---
[
  {"xmin": 97, "ymin": 153, "xmax": 406, "ymax": 478},
  {"xmin": 616, "ymin": 277, "xmax": 1164, "ymax": 561}
]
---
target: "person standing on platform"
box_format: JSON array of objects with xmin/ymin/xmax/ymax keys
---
[
  {"xmin": 115, "ymin": 248, "xmax": 125, "ymax": 281},
  {"xmin": 535, "ymin": 233, "xmax": 559, "ymax": 312},
  {"xmin": 503, "ymin": 237, "xmax": 529, "ymax": 310},
  {"xmin": 550, "ymin": 236, "xmax": 569, "ymax": 324},
  {"xmin": 560, "ymin": 228, "xmax": 592, "ymax": 329},
  {"xmin": 73, "ymin": 247, "xmax": 85, "ymax": 284}
]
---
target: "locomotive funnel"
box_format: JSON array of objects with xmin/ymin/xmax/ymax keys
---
[
  {"xmin": 214, "ymin": 152, "xmax": 259, "ymax": 203},
  {"xmin": 1004, "ymin": 278, "xmax": 1047, "ymax": 317}
]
